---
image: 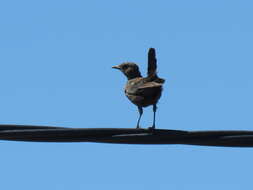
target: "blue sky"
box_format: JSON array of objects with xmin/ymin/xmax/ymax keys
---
[{"xmin": 0, "ymin": 0, "xmax": 253, "ymax": 189}]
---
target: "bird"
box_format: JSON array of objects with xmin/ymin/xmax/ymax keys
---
[{"xmin": 112, "ymin": 48, "xmax": 165, "ymax": 129}]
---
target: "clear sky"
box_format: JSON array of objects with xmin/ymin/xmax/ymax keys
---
[{"xmin": 0, "ymin": 0, "xmax": 253, "ymax": 189}]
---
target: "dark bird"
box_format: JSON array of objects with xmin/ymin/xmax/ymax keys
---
[{"xmin": 112, "ymin": 48, "xmax": 165, "ymax": 129}]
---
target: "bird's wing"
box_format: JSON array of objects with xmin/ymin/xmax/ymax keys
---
[
  {"xmin": 136, "ymin": 82, "xmax": 162, "ymax": 99},
  {"xmin": 138, "ymin": 81, "xmax": 162, "ymax": 89},
  {"xmin": 127, "ymin": 80, "xmax": 162, "ymax": 96},
  {"xmin": 147, "ymin": 48, "xmax": 157, "ymax": 77}
]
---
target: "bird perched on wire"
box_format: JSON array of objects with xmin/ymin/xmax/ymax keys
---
[{"xmin": 112, "ymin": 48, "xmax": 165, "ymax": 129}]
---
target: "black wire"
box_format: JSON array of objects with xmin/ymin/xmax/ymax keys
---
[{"xmin": 0, "ymin": 124, "xmax": 253, "ymax": 147}]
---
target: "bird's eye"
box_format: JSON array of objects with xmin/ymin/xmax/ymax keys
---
[{"xmin": 122, "ymin": 65, "xmax": 128, "ymax": 70}]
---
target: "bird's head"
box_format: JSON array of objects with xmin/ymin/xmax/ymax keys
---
[{"xmin": 112, "ymin": 62, "xmax": 142, "ymax": 80}]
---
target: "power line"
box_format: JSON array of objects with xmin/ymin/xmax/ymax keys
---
[{"xmin": 0, "ymin": 124, "xmax": 253, "ymax": 147}]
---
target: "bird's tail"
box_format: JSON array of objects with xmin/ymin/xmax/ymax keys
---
[
  {"xmin": 147, "ymin": 48, "xmax": 157, "ymax": 77},
  {"xmin": 147, "ymin": 48, "xmax": 165, "ymax": 84}
]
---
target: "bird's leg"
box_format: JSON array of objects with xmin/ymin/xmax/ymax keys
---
[
  {"xmin": 136, "ymin": 106, "xmax": 143, "ymax": 129},
  {"xmin": 151, "ymin": 104, "xmax": 157, "ymax": 129}
]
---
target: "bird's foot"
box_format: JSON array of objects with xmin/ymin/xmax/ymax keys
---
[
  {"xmin": 136, "ymin": 126, "xmax": 141, "ymax": 129},
  {"xmin": 148, "ymin": 126, "xmax": 156, "ymax": 130}
]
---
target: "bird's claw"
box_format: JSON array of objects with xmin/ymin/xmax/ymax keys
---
[{"xmin": 148, "ymin": 126, "xmax": 156, "ymax": 130}]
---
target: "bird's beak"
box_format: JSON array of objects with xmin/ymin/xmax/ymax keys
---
[{"xmin": 112, "ymin": 65, "xmax": 121, "ymax": 70}]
